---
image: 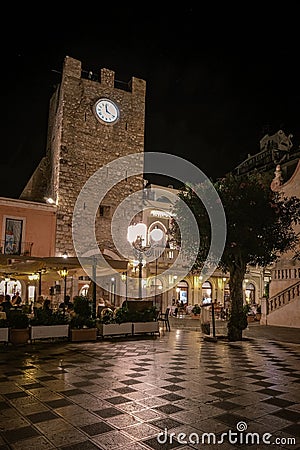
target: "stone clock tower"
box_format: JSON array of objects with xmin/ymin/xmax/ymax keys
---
[{"xmin": 20, "ymin": 56, "xmax": 146, "ymax": 258}]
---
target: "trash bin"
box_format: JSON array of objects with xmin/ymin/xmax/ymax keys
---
[{"xmin": 201, "ymin": 323, "xmax": 210, "ymax": 335}]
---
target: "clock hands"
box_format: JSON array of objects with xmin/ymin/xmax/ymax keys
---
[{"xmin": 105, "ymin": 103, "xmax": 113, "ymax": 116}]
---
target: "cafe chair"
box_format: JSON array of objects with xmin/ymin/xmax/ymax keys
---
[{"xmin": 158, "ymin": 307, "xmax": 171, "ymax": 331}]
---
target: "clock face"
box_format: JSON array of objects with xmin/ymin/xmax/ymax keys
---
[{"xmin": 94, "ymin": 98, "xmax": 119, "ymax": 124}]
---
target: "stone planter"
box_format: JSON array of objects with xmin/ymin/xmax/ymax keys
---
[
  {"xmin": 9, "ymin": 328, "xmax": 30, "ymax": 345},
  {"xmin": 70, "ymin": 328, "xmax": 98, "ymax": 342},
  {"xmin": 133, "ymin": 322, "xmax": 159, "ymax": 335},
  {"xmin": 30, "ymin": 325, "xmax": 69, "ymax": 341},
  {"xmin": 98, "ymin": 322, "xmax": 133, "ymax": 338},
  {"xmin": 0, "ymin": 328, "xmax": 9, "ymax": 343}
]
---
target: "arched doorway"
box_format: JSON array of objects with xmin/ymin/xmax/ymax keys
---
[
  {"xmin": 0, "ymin": 279, "xmax": 22, "ymax": 298},
  {"xmin": 176, "ymin": 280, "xmax": 189, "ymax": 305},
  {"xmin": 201, "ymin": 281, "xmax": 212, "ymax": 304},
  {"xmin": 245, "ymin": 282, "xmax": 255, "ymax": 304}
]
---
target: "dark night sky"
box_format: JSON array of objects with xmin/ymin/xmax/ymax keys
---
[{"xmin": 1, "ymin": 11, "xmax": 299, "ymax": 198}]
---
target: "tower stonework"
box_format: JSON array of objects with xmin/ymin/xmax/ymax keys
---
[{"xmin": 21, "ymin": 56, "xmax": 146, "ymax": 258}]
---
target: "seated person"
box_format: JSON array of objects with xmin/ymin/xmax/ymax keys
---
[
  {"xmin": 35, "ymin": 296, "xmax": 44, "ymax": 309},
  {"xmin": 186, "ymin": 304, "xmax": 194, "ymax": 315},
  {"xmin": 59, "ymin": 295, "xmax": 73, "ymax": 312},
  {"xmin": 1, "ymin": 295, "xmax": 13, "ymax": 314},
  {"xmin": 12, "ymin": 291, "xmax": 22, "ymax": 306},
  {"xmin": 43, "ymin": 298, "xmax": 52, "ymax": 315},
  {"xmin": 0, "ymin": 294, "xmax": 4, "ymax": 311}
]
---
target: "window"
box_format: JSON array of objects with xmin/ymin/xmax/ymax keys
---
[
  {"xmin": 99, "ymin": 205, "xmax": 111, "ymax": 218},
  {"xmin": 4, "ymin": 218, "xmax": 23, "ymax": 255}
]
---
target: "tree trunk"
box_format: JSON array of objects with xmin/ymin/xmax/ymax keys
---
[{"xmin": 227, "ymin": 262, "xmax": 247, "ymax": 341}]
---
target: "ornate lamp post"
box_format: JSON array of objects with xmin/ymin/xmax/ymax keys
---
[
  {"xmin": 127, "ymin": 233, "xmax": 147, "ymax": 299},
  {"xmin": 127, "ymin": 225, "xmax": 165, "ymax": 300},
  {"xmin": 132, "ymin": 236, "xmax": 145, "ymax": 299},
  {"xmin": 121, "ymin": 272, "xmax": 128, "ymax": 302},
  {"xmin": 58, "ymin": 268, "xmax": 68, "ymax": 303}
]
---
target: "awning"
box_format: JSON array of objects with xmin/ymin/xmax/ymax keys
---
[{"xmin": 0, "ymin": 254, "xmax": 129, "ymax": 281}]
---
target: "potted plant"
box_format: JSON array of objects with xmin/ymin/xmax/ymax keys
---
[
  {"xmin": 30, "ymin": 309, "xmax": 69, "ymax": 341},
  {"xmin": 132, "ymin": 305, "xmax": 160, "ymax": 335},
  {"xmin": 244, "ymin": 303, "xmax": 255, "ymax": 323},
  {"xmin": 0, "ymin": 318, "xmax": 9, "ymax": 343},
  {"xmin": 69, "ymin": 296, "xmax": 97, "ymax": 341},
  {"xmin": 97, "ymin": 307, "xmax": 132, "ymax": 338},
  {"xmin": 191, "ymin": 304, "xmax": 201, "ymax": 317},
  {"xmin": 8, "ymin": 310, "xmax": 30, "ymax": 345}
]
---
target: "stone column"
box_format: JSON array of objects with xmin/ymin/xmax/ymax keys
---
[{"xmin": 260, "ymin": 296, "xmax": 267, "ymax": 325}]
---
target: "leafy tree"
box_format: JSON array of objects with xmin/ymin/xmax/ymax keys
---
[{"xmin": 171, "ymin": 171, "xmax": 300, "ymax": 341}]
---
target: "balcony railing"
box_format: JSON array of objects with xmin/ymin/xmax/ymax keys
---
[{"xmin": 0, "ymin": 241, "xmax": 33, "ymax": 256}]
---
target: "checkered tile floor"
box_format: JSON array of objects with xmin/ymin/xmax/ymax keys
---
[{"xmin": 0, "ymin": 330, "xmax": 299, "ymax": 449}]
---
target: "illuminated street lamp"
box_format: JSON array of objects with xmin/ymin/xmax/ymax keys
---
[
  {"xmin": 128, "ymin": 229, "xmax": 148, "ymax": 299},
  {"xmin": 127, "ymin": 224, "xmax": 165, "ymax": 300},
  {"xmin": 58, "ymin": 268, "xmax": 68, "ymax": 303},
  {"xmin": 121, "ymin": 272, "xmax": 128, "ymax": 302}
]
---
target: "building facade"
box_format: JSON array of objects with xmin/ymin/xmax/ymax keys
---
[
  {"xmin": 262, "ymin": 162, "xmax": 300, "ymax": 327},
  {"xmin": 0, "ymin": 56, "xmax": 275, "ymax": 315}
]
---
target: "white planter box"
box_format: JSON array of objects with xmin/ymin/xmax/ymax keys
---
[
  {"xmin": 133, "ymin": 322, "xmax": 160, "ymax": 335},
  {"xmin": 98, "ymin": 322, "xmax": 133, "ymax": 337},
  {"xmin": 0, "ymin": 328, "xmax": 9, "ymax": 342},
  {"xmin": 30, "ymin": 325, "xmax": 69, "ymax": 340}
]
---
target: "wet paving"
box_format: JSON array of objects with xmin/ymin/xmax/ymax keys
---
[{"xmin": 0, "ymin": 326, "xmax": 299, "ymax": 449}]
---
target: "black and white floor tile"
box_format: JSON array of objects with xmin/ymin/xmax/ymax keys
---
[{"xmin": 0, "ymin": 329, "xmax": 299, "ymax": 449}]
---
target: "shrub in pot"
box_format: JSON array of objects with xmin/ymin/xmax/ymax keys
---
[
  {"xmin": 99, "ymin": 308, "xmax": 115, "ymax": 324},
  {"xmin": 192, "ymin": 304, "xmax": 201, "ymax": 315},
  {"xmin": 73, "ymin": 296, "xmax": 91, "ymax": 318},
  {"xmin": 69, "ymin": 296, "xmax": 97, "ymax": 341},
  {"xmin": 8, "ymin": 310, "xmax": 30, "ymax": 329},
  {"xmin": 8, "ymin": 310, "xmax": 30, "ymax": 345},
  {"xmin": 30, "ymin": 309, "xmax": 69, "ymax": 340},
  {"xmin": 30, "ymin": 309, "xmax": 69, "ymax": 326}
]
